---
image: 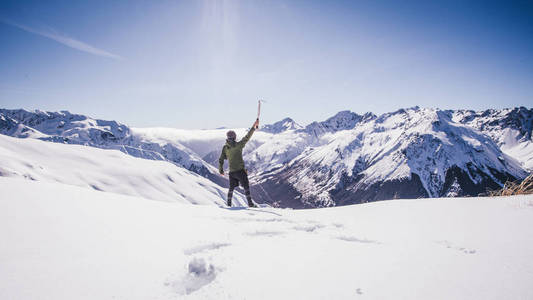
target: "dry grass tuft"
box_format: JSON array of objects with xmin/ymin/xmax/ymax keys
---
[{"xmin": 487, "ymin": 174, "xmax": 533, "ymax": 196}]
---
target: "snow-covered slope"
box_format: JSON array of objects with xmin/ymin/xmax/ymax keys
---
[
  {"xmin": 0, "ymin": 109, "xmax": 220, "ymax": 182},
  {"xmin": 452, "ymin": 107, "xmax": 533, "ymax": 170},
  {"xmin": 1, "ymin": 177, "xmax": 533, "ymax": 300},
  {"xmin": 0, "ymin": 134, "xmax": 248, "ymax": 206}
]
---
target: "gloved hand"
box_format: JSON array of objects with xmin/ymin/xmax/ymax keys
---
[{"xmin": 253, "ymin": 119, "xmax": 259, "ymax": 129}]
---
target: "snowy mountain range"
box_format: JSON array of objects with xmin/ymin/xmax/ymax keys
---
[
  {"xmin": 257, "ymin": 108, "xmax": 530, "ymax": 207},
  {"xmin": 0, "ymin": 109, "xmax": 226, "ymax": 186},
  {"xmin": 128, "ymin": 107, "xmax": 532, "ymax": 208},
  {"xmin": 1, "ymin": 107, "xmax": 531, "ymax": 208}
]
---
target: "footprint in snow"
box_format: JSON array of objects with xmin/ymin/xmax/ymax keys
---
[
  {"xmin": 292, "ymin": 224, "xmax": 325, "ymax": 233},
  {"xmin": 336, "ymin": 235, "xmax": 380, "ymax": 244},
  {"xmin": 220, "ymin": 216, "xmax": 294, "ymax": 224},
  {"xmin": 183, "ymin": 242, "xmax": 231, "ymax": 256},
  {"xmin": 166, "ymin": 257, "xmax": 218, "ymax": 295},
  {"xmin": 245, "ymin": 230, "xmax": 285, "ymax": 237},
  {"xmin": 437, "ymin": 241, "xmax": 477, "ymax": 254},
  {"xmin": 331, "ymin": 222, "xmax": 344, "ymax": 228}
]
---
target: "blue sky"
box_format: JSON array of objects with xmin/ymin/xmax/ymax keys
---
[{"xmin": 1, "ymin": 0, "xmax": 532, "ymax": 129}]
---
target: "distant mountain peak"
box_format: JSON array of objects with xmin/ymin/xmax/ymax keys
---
[
  {"xmin": 304, "ymin": 110, "xmax": 376, "ymax": 134},
  {"xmin": 261, "ymin": 117, "xmax": 303, "ymax": 133}
]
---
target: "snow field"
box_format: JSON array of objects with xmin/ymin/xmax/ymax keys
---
[{"xmin": 1, "ymin": 177, "xmax": 533, "ymax": 299}]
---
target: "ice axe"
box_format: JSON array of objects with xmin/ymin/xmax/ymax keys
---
[{"xmin": 256, "ymin": 99, "xmax": 266, "ymax": 129}]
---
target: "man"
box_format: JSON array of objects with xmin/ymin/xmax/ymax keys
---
[{"xmin": 219, "ymin": 119, "xmax": 260, "ymax": 207}]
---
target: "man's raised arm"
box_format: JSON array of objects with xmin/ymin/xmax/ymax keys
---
[{"xmin": 239, "ymin": 119, "xmax": 259, "ymax": 146}]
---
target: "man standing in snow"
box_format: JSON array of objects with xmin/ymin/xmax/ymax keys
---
[{"xmin": 219, "ymin": 119, "xmax": 259, "ymax": 207}]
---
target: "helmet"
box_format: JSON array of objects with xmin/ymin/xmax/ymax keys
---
[{"xmin": 226, "ymin": 130, "xmax": 237, "ymax": 140}]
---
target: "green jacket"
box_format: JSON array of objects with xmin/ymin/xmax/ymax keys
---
[{"xmin": 219, "ymin": 127, "xmax": 256, "ymax": 173}]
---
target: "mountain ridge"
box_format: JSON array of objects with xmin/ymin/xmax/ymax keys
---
[
  {"xmin": 1, "ymin": 106, "xmax": 531, "ymax": 208},
  {"xmin": 0, "ymin": 108, "xmax": 226, "ymax": 186}
]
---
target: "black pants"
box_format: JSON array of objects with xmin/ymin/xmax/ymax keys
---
[{"xmin": 227, "ymin": 169, "xmax": 253, "ymax": 206}]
